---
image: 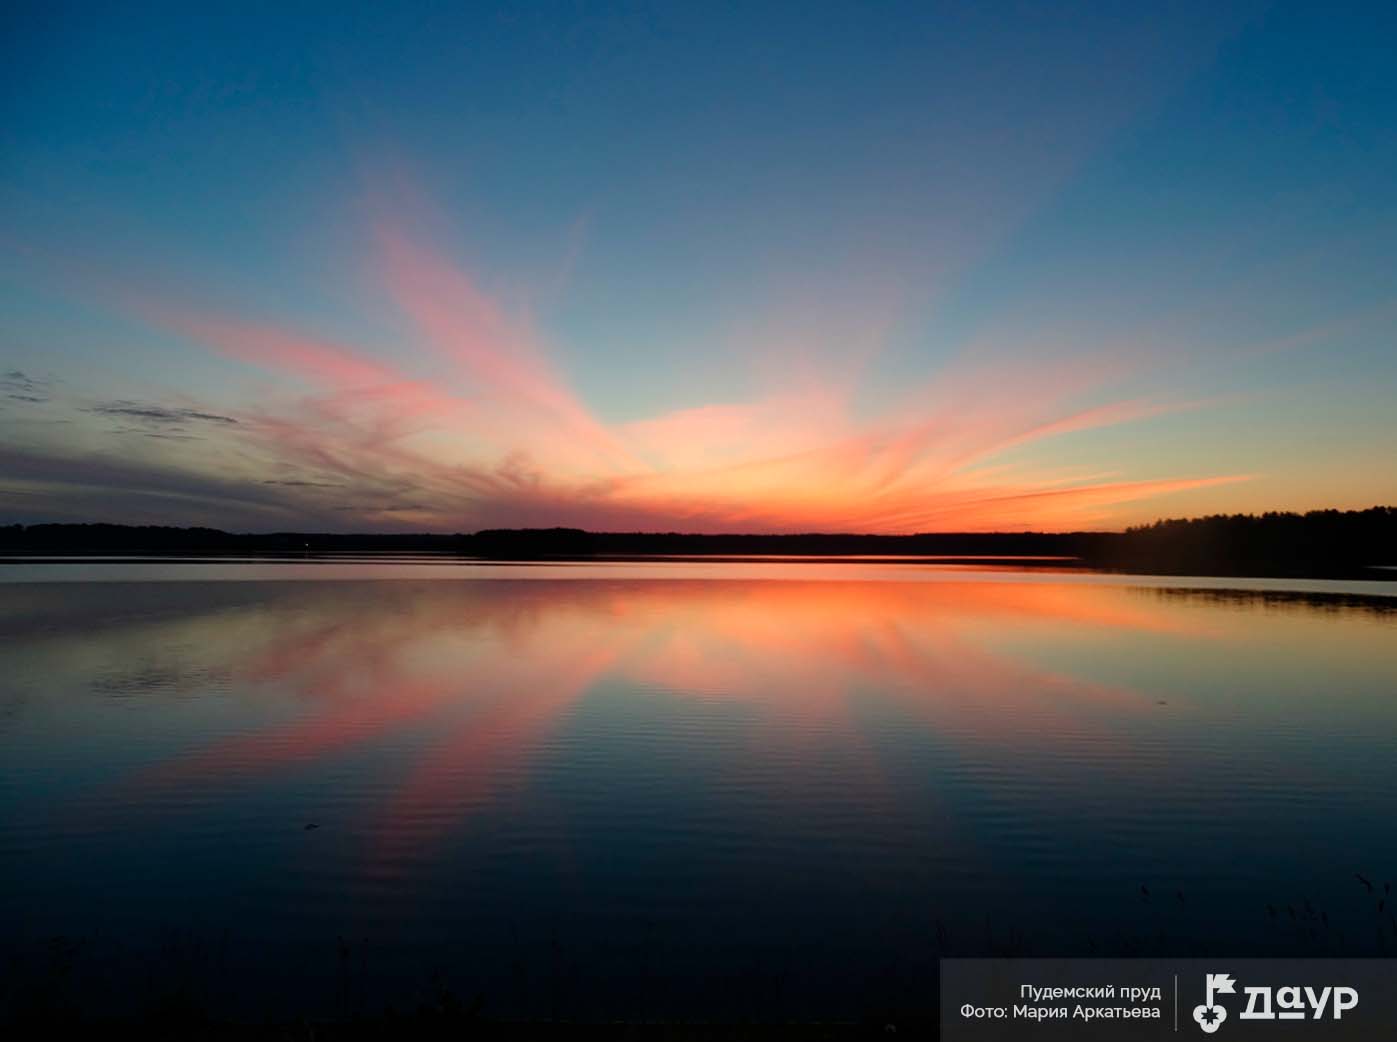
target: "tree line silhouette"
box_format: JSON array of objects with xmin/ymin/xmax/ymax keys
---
[
  {"xmin": 1, "ymin": 507, "xmax": 1393, "ymax": 578},
  {"xmin": 1087, "ymin": 507, "xmax": 1396, "ymax": 576}
]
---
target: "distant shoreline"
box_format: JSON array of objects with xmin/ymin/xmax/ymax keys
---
[{"xmin": 1, "ymin": 508, "xmax": 1394, "ymax": 580}]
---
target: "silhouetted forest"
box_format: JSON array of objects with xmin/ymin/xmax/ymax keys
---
[
  {"xmin": 1089, "ymin": 508, "xmax": 1397, "ymax": 576},
  {"xmin": 1, "ymin": 507, "xmax": 1393, "ymax": 578}
]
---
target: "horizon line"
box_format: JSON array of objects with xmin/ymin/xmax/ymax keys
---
[{"xmin": 4, "ymin": 505, "xmax": 1394, "ymax": 540}]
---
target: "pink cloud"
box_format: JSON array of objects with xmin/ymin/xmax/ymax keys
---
[{"xmin": 123, "ymin": 191, "xmax": 1249, "ymax": 533}]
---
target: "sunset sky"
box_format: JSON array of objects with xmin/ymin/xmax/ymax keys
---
[{"xmin": 2, "ymin": 1, "xmax": 1394, "ymax": 533}]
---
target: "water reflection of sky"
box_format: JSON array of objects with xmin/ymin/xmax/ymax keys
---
[{"xmin": 2, "ymin": 571, "xmax": 1395, "ymax": 1020}]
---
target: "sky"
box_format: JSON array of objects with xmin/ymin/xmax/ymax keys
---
[{"xmin": 1, "ymin": 0, "xmax": 1394, "ymax": 533}]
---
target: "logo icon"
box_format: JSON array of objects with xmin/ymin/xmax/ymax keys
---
[{"xmin": 1194, "ymin": 973, "xmax": 1237, "ymax": 1034}]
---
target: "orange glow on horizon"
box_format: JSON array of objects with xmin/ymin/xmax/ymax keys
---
[{"xmin": 124, "ymin": 190, "xmax": 1251, "ymax": 534}]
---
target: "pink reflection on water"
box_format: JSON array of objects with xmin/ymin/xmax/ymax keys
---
[{"xmin": 95, "ymin": 579, "xmax": 1202, "ymax": 875}]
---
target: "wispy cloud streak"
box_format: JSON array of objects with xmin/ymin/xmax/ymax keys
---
[{"xmin": 54, "ymin": 192, "xmax": 1251, "ymax": 532}]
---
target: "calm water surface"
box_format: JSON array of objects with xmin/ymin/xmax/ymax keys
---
[{"xmin": 2, "ymin": 562, "xmax": 1396, "ymax": 1020}]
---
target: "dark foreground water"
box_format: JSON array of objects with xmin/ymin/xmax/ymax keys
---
[{"xmin": 2, "ymin": 562, "xmax": 1396, "ymax": 1022}]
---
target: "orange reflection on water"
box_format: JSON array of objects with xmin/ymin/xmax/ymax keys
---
[{"xmin": 97, "ymin": 577, "xmax": 1207, "ymax": 867}]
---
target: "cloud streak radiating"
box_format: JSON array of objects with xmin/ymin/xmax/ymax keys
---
[
  {"xmin": 0, "ymin": 182, "xmax": 1249, "ymax": 533},
  {"xmin": 43, "ymin": 192, "xmax": 1240, "ymax": 534}
]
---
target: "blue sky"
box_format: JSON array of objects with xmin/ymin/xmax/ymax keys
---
[{"xmin": 2, "ymin": 1, "xmax": 1394, "ymax": 531}]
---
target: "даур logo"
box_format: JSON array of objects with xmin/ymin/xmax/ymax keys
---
[
  {"xmin": 1193, "ymin": 972, "xmax": 1359, "ymax": 1033},
  {"xmin": 1193, "ymin": 973, "xmax": 1236, "ymax": 1033}
]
